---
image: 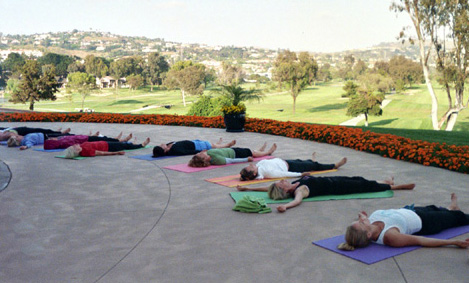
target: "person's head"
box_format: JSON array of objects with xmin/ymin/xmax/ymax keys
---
[
  {"xmin": 64, "ymin": 144, "xmax": 82, "ymax": 159},
  {"xmin": 337, "ymin": 212, "xmax": 373, "ymax": 251},
  {"xmin": 188, "ymin": 151, "xmax": 211, "ymax": 167},
  {"xmin": 267, "ymin": 179, "xmax": 294, "ymax": 200},
  {"xmin": 152, "ymin": 146, "xmax": 166, "ymax": 157},
  {"xmin": 240, "ymin": 163, "xmax": 258, "ymax": 181},
  {"xmin": 7, "ymin": 136, "xmax": 20, "ymax": 147}
]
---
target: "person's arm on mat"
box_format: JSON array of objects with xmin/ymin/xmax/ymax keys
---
[
  {"xmin": 225, "ymin": 157, "xmax": 253, "ymax": 164},
  {"xmin": 95, "ymin": 151, "xmax": 125, "ymax": 156},
  {"xmin": 383, "ymin": 229, "xmax": 469, "ymax": 248},
  {"xmin": 277, "ymin": 185, "xmax": 309, "ymax": 213},
  {"xmin": 236, "ymin": 185, "xmax": 268, "ymax": 192}
]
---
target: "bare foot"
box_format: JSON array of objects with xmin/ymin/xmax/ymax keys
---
[
  {"xmin": 334, "ymin": 157, "xmax": 347, "ymax": 169},
  {"xmin": 62, "ymin": 128, "xmax": 71, "ymax": 134},
  {"xmin": 311, "ymin": 152, "xmax": 317, "ymax": 162},
  {"xmin": 217, "ymin": 138, "xmax": 223, "ymax": 144},
  {"xmin": 94, "ymin": 131, "xmax": 100, "ymax": 136},
  {"xmin": 383, "ymin": 176, "xmax": 395, "ymax": 185},
  {"xmin": 142, "ymin": 137, "xmax": 150, "ymax": 147},
  {"xmin": 267, "ymin": 143, "xmax": 277, "ymax": 155},
  {"xmin": 448, "ymin": 193, "xmax": 460, "ymax": 210},
  {"xmin": 258, "ymin": 142, "xmax": 267, "ymax": 152},
  {"xmin": 116, "ymin": 132, "xmax": 123, "ymax": 140},
  {"xmin": 122, "ymin": 133, "xmax": 133, "ymax": 142},
  {"xmin": 228, "ymin": 140, "xmax": 236, "ymax": 147}
]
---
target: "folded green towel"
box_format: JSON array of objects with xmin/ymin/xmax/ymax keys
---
[{"xmin": 233, "ymin": 195, "xmax": 272, "ymax": 214}]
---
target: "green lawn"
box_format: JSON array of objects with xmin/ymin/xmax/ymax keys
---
[{"xmin": 3, "ymin": 81, "xmax": 469, "ymax": 133}]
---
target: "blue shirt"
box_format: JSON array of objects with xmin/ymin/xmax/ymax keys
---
[{"xmin": 21, "ymin": 133, "xmax": 45, "ymax": 148}]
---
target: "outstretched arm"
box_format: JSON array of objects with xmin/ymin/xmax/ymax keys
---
[
  {"xmin": 236, "ymin": 185, "xmax": 268, "ymax": 192},
  {"xmin": 384, "ymin": 230, "xmax": 469, "ymax": 248},
  {"xmin": 95, "ymin": 151, "xmax": 125, "ymax": 156},
  {"xmin": 276, "ymin": 185, "xmax": 309, "ymax": 213}
]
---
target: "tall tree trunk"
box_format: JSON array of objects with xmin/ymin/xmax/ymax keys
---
[
  {"xmin": 364, "ymin": 113, "xmax": 368, "ymax": 127},
  {"xmin": 181, "ymin": 89, "xmax": 186, "ymax": 107},
  {"xmin": 418, "ymin": 39, "xmax": 439, "ymax": 130}
]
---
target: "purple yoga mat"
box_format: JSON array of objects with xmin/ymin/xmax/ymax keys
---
[
  {"xmin": 313, "ymin": 225, "xmax": 469, "ymax": 264},
  {"xmin": 163, "ymin": 155, "xmax": 274, "ymax": 173}
]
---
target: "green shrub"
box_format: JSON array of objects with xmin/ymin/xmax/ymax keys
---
[{"xmin": 187, "ymin": 95, "xmax": 224, "ymax": 116}]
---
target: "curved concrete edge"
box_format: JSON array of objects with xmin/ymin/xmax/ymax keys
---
[{"xmin": 0, "ymin": 159, "xmax": 12, "ymax": 192}]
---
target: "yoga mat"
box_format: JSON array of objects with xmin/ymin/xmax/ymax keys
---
[
  {"xmin": 55, "ymin": 145, "xmax": 151, "ymax": 160},
  {"xmin": 163, "ymin": 155, "xmax": 274, "ymax": 173},
  {"xmin": 129, "ymin": 154, "xmax": 178, "ymax": 161},
  {"xmin": 206, "ymin": 169, "xmax": 338, "ymax": 188},
  {"xmin": 34, "ymin": 148, "xmax": 65, "ymax": 152},
  {"xmin": 313, "ymin": 225, "xmax": 469, "ymax": 265},
  {"xmin": 230, "ymin": 190, "xmax": 394, "ymax": 204},
  {"xmin": 0, "ymin": 141, "xmax": 7, "ymax": 146}
]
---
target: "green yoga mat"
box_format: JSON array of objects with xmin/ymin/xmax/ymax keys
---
[
  {"xmin": 55, "ymin": 145, "xmax": 151, "ymax": 160},
  {"xmin": 230, "ymin": 190, "xmax": 394, "ymax": 204}
]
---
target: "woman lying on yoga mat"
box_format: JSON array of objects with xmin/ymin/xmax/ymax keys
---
[
  {"xmin": 7, "ymin": 128, "xmax": 73, "ymax": 150},
  {"xmin": 63, "ymin": 138, "xmax": 150, "ymax": 158},
  {"xmin": 152, "ymin": 138, "xmax": 236, "ymax": 157},
  {"xmin": 188, "ymin": 143, "xmax": 277, "ymax": 167},
  {"xmin": 338, "ymin": 193, "xmax": 469, "ymax": 250},
  {"xmin": 239, "ymin": 153, "xmax": 347, "ymax": 181},
  {"xmin": 0, "ymin": 126, "xmax": 72, "ymax": 141},
  {"xmin": 236, "ymin": 176, "xmax": 415, "ymax": 213},
  {"xmin": 44, "ymin": 132, "xmax": 133, "ymax": 150}
]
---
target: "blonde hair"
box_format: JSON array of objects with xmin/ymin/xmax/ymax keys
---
[
  {"xmin": 188, "ymin": 155, "xmax": 210, "ymax": 167},
  {"xmin": 64, "ymin": 146, "xmax": 79, "ymax": 159},
  {"xmin": 267, "ymin": 183, "xmax": 288, "ymax": 200},
  {"xmin": 337, "ymin": 225, "xmax": 371, "ymax": 251},
  {"xmin": 7, "ymin": 136, "xmax": 19, "ymax": 147}
]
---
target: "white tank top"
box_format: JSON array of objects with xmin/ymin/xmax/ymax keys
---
[{"xmin": 369, "ymin": 208, "xmax": 422, "ymax": 245}]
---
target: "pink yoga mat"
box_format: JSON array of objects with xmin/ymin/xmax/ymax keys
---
[{"xmin": 163, "ymin": 155, "xmax": 274, "ymax": 173}]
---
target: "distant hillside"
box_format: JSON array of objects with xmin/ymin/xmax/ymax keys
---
[{"xmin": 0, "ymin": 30, "xmax": 422, "ymax": 66}]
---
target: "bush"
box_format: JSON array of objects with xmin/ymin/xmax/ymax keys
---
[{"xmin": 187, "ymin": 95, "xmax": 224, "ymax": 117}]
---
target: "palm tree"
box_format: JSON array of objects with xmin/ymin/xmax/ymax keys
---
[{"xmin": 219, "ymin": 84, "xmax": 263, "ymax": 106}]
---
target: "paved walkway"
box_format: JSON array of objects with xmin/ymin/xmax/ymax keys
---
[{"xmin": 0, "ymin": 121, "xmax": 468, "ymax": 283}]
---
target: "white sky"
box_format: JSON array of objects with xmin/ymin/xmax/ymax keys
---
[{"xmin": 0, "ymin": 0, "xmax": 414, "ymax": 53}]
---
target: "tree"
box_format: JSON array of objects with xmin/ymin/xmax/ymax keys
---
[
  {"xmin": 126, "ymin": 74, "xmax": 144, "ymax": 91},
  {"xmin": 388, "ymin": 55, "xmax": 423, "ymax": 89},
  {"xmin": 346, "ymin": 90, "xmax": 384, "ymax": 127},
  {"xmin": 273, "ymin": 50, "xmax": 314, "ymax": 114},
  {"xmin": 2, "ymin": 52, "xmax": 26, "ymax": 75},
  {"xmin": 298, "ymin": 52, "xmax": 319, "ymax": 85},
  {"xmin": 84, "ymin": 55, "xmax": 109, "ymax": 79},
  {"xmin": 38, "ymin": 53, "xmax": 75, "ymax": 77},
  {"xmin": 164, "ymin": 61, "xmax": 206, "ymax": 106},
  {"xmin": 318, "ymin": 63, "xmax": 333, "ymax": 82},
  {"xmin": 145, "ymin": 52, "xmax": 169, "ymax": 91},
  {"xmin": 10, "ymin": 60, "xmax": 59, "ymax": 110},
  {"xmin": 217, "ymin": 62, "xmax": 245, "ymax": 85},
  {"xmin": 342, "ymin": 81, "xmax": 359, "ymax": 98},
  {"xmin": 66, "ymin": 72, "xmax": 95, "ymax": 110},
  {"xmin": 392, "ymin": 0, "xmax": 469, "ymax": 130}
]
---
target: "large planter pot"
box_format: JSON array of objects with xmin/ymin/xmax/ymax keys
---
[{"xmin": 224, "ymin": 113, "xmax": 246, "ymax": 132}]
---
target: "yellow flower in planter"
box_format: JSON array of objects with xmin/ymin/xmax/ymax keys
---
[{"xmin": 221, "ymin": 104, "xmax": 246, "ymax": 115}]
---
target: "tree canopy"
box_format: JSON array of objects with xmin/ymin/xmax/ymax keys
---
[
  {"xmin": 164, "ymin": 60, "xmax": 206, "ymax": 106},
  {"xmin": 10, "ymin": 60, "xmax": 59, "ymax": 110}
]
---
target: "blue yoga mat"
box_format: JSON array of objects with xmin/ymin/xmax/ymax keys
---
[
  {"xmin": 313, "ymin": 224, "xmax": 469, "ymax": 264},
  {"xmin": 34, "ymin": 148, "xmax": 65, "ymax": 152}
]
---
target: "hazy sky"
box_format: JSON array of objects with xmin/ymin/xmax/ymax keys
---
[{"xmin": 1, "ymin": 0, "xmax": 414, "ymax": 53}]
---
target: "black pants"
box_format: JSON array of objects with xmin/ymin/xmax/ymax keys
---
[
  {"xmin": 286, "ymin": 159, "xmax": 335, "ymax": 172},
  {"xmin": 414, "ymin": 205, "xmax": 469, "ymax": 235},
  {"xmin": 13, "ymin": 127, "xmax": 72, "ymax": 139},
  {"xmin": 88, "ymin": 136, "xmax": 119, "ymax": 142},
  {"xmin": 107, "ymin": 142, "xmax": 142, "ymax": 152},
  {"xmin": 233, "ymin": 147, "xmax": 253, "ymax": 158}
]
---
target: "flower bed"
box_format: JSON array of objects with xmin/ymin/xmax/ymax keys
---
[{"xmin": 2, "ymin": 112, "xmax": 468, "ymax": 173}]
